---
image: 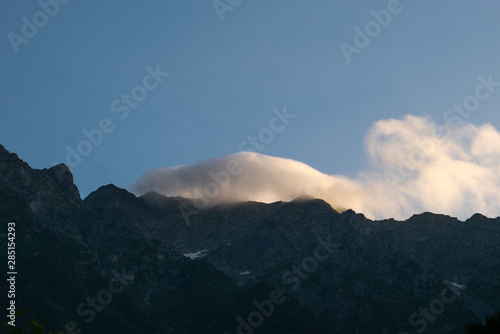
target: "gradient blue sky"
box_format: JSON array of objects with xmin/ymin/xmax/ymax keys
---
[{"xmin": 1, "ymin": 0, "xmax": 500, "ymax": 198}]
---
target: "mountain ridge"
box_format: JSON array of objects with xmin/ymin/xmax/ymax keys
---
[{"xmin": 1, "ymin": 143, "xmax": 500, "ymax": 333}]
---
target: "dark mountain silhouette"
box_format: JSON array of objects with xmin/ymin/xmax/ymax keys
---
[{"xmin": 1, "ymin": 143, "xmax": 499, "ymax": 333}]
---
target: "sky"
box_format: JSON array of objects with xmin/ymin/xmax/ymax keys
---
[{"xmin": 2, "ymin": 1, "xmax": 500, "ymax": 219}]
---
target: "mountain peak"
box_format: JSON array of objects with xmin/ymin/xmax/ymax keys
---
[
  {"xmin": 0, "ymin": 143, "xmax": 8, "ymax": 155},
  {"xmin": 291, "ymin": 195, "xmax": 316, "ymax": 202},
  {"xmin": 46, "ymin": 164, "xmax": 81, "ymax": 201},
  {"xmin": 0, "ymin": 144, "xmax": 30, "ymax": 169},
  {"xmin": 84, "ymin": 184, "xmax": 137, "ymax": 203}
]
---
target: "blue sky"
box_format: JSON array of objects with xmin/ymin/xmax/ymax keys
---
[{"xmin": 2, "ymin": 0, "xmax": 500, "ymax": 199}]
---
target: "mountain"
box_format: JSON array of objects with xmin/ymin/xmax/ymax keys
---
[{"xmin": 1, "ymin": 143, "xmax": 499, "ymax": 333}]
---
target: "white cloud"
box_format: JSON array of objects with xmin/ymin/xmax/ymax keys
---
[{"xmin": 132, "ymin": 115, "xmax": 500, "ymax": 220}]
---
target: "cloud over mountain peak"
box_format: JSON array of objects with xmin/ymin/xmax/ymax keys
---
[{"xmin": 132, "ymin": 115, "xmax": 500, "ymax": 220}]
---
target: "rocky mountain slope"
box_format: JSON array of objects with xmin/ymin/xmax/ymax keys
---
[{"xmin": 1, "ymin": 144, "xmax": 499, "ymax": 333}]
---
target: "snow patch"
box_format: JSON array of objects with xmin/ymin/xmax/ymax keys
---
[{"xmin": 183, "ymin": 249, "xmax": 209, "ymax": 260}]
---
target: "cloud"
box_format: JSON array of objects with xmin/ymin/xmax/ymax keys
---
[{"xmin": 131, "ymin": 115, "xmax": 500, "ymax": 220}]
